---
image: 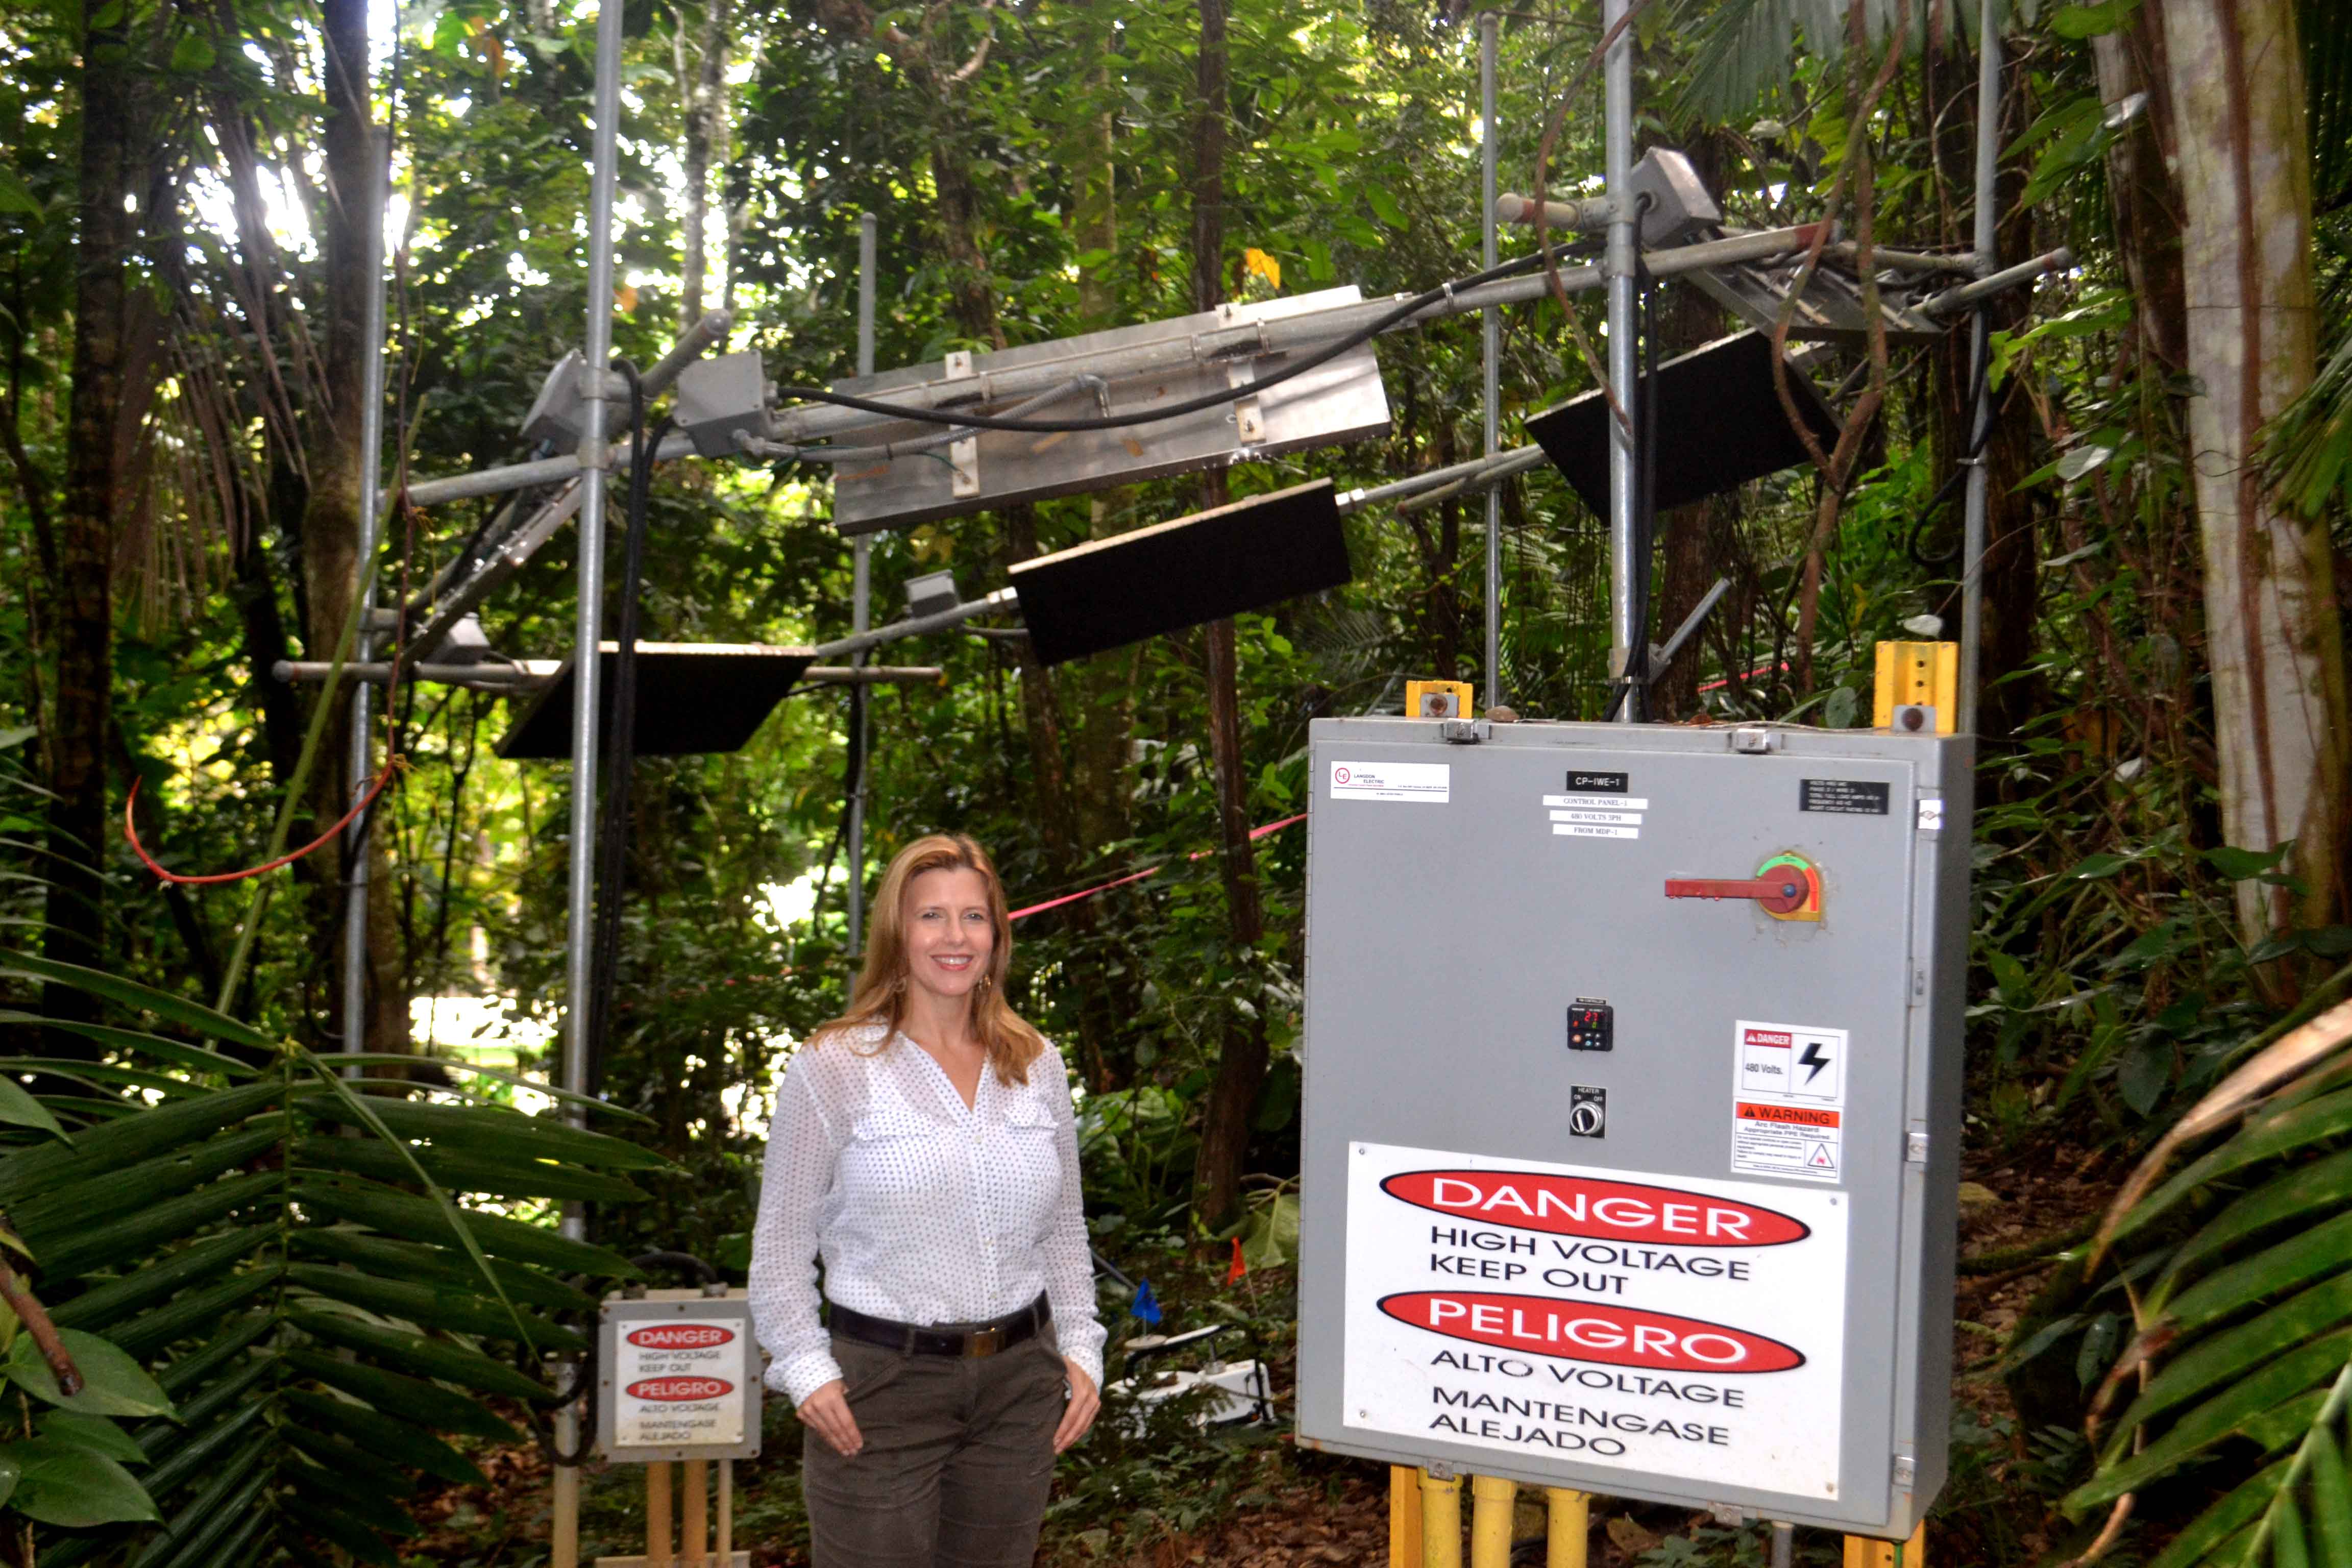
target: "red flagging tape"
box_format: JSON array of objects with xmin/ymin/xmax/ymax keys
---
[{"xmin": 1008, "ymin": 813, "xmax": 1306, "ymax": 922}]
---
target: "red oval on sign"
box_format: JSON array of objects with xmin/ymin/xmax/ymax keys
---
[
  {"xmin": 1380, "ymin": 1291, "xmax": 1804, "ymax": 1374},
  {"xmin": 1380, "ymin": 1169, "xmax": 1809, "ymax": 1247},
  {"xmin": 627, "ymin": 1324, "xmax": 736, "ymax": 1350},
  {"xmin": 626, "ymin": 1376, "xmax": 733, "ymax": 1402}
]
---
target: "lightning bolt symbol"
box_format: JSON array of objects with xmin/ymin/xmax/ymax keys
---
[{"xmin": 1799, "ymin": 1042, "xmax": 1831, "ymax": 1085}]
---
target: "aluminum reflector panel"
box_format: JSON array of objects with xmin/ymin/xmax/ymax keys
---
[
  {"xmin": 496, "ymin": 644, "xmax": 813, "ymax": 760},
  {"xmin": 827, "ymin": 289, "xmax": 1391, "ymax": 535},
  {"xmin": 1008, "ymin": 479, "xmax": 1351, "ymax": 666}
]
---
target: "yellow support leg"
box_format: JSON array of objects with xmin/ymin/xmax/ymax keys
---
[
  {"xmin": 645, "ymin": 1461, "xmax": 673, "ymax": 1567},
  {"xmin": 1420, "ymin": 1470, "xmax": 1464, "ymax": 1568},
  {"xmin": 1843, "ymin": 1522, "xmax": 1925, "ymax": 1568},
  {"xmin": 1391, "ymin": 1466, "xmax": 1425, "ymax": 1568},
  {"xmin": 1470, "ymin": 1476, "xmax": 1516, "ymax": 1568},
  {"xmin": 1546, "ymin": 1488, "xmax": 1590, "ymax": 1568}
]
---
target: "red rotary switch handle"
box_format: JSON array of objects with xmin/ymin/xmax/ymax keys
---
[{"xmin": 1663, "ymin": 875, "xmax": 1809, "ymax": 915}]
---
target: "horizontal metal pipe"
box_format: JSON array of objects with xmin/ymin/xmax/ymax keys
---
[
  {"xmin": 1337, "ymin": 443, "xmax": 1551, "ymax": 516},
  {"xmin": 1493, "ymin": 191, "xmax": 1615, "ymax": 231},
  {"xmin": 1918, "ymin": 247, "xmax": 2075, "ymax": 316},
  {"xmin": 810, "ymin": 587, "xmax": 1020, "ymax": 661},
  {"xmin": 402, "ymin": 429, "xmax": 696, "ymax": 508},
  {"xmin": 1830, "ymin": 242, "xmax": 1978, "ymax": 275},
  {"xmin": 275, "ymin": 659, "xmax": 946, "ymax": 689}
]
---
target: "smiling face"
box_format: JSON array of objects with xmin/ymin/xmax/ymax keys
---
[{"xmin": 900, "ymin": 865, "xmax": 997, "ymax": 1008}]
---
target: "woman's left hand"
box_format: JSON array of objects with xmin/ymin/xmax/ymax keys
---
[{"xmin": 1053, "ymin": 1357, "xmax": 1099, "ymax": 1453}]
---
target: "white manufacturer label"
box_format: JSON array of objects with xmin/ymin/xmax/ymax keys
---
[
  {"xmin": 1330, "ymin": 761, "xmax": 1450, "ymax": 804},
  {"xmin": 1542, "ymin": 795, "xmax": 1648, "ymax": 811},
  {"xmin": 1917, "ymin": 798, "xmax": 1945, "ymax": 831},
  {"xmin": 1553, "ymin": 824, "xmax": 1639, "ymax": 840},
  {"xmin": 1730, "ymin": 1021, "xmax": 1848, "ymax": 1184},
  {"xmin": 612, "ymin": 1320, "xmax": 749, "ymax": 1449},
  {"xmin": 1344, "ymin": 1142, "xmax": 1848, "ymax": 1498}
]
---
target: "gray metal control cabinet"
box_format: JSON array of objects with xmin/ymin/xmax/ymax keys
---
[{"xmin": 1295, "ymin": 719, "xmax": 1969, "ymax": 1537}]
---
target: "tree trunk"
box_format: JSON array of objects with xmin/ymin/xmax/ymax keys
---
[
  {"xmin": 2093, "ymin": 9, "xmax": 2187, "ymax": 374},
  {"xmin": 679, "ymin": 0, "xmax": 729, "ymax": 329},
  {"xmin": 2155, "ymin": 0, "xmax": 2347, "ymax": 939},
  {"xmin": 1187, "ymin": 0, "xmax": 1267, "ymax": 1231},
  {"xmin": 43, "ymin": 0, "xmax": 135, "ymax": 1041},
  {"xmin": 306, "ymin": 0, "xmax": 407, "ymax": 1049}
]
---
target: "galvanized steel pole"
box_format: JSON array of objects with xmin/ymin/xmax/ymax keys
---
[
  {"xmin": 1957, "ymin": 0, "xmax": 2000, "ymax": 733},
  {"xmin": 1480, "ymin": 13, "xmax": 1503, "ymax": 713},
  {"xmin": 341, "ymin": 120, "xmax": 391, "ymax": 1059},
  {"xmin": 564, "ymin": 0, "xmax": 625, "ymax": 1147},
  {"xmin": 1603, "ymin": 0, "xmax": 1640, "ymax": 721},
  {"xmin": 848, "ymin": 212, "xmax": 876, "ymax": 954}
]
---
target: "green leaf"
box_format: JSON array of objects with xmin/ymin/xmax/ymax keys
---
[
  {"xmin": 297, "ymin": 1131, "xmax": 648, "ymax": 1203},
  {"xmin": 2206, "ymin": 843, "xmax": 2294, "ymax": 881},
  {"xmin": 2312, "ymin": 1422, "xmax": 2352, "ymax": 1562},
  {"xmin": 2049, "ymin": 0, "xmax": 2138, "ymax": 37},
  {"xmin": 2156, "ymin": 1146, "xmax": 2352, "ymax": 1292},
  {"xmin": 290, "ymin": 1172, "xmax": 640, "ymax": 1278},
  {"xmin": 135, "ymin": 1394, "xmax": 268, "ymax": 1503},
  {"xmin": 0, "ymin": 1072, "xmax": 64, "ymax": 1137},
  {"xmin": 0, "ymin": 1437, "xmax": 158, "ymax": 1526},
  {"xmin": 0, "ymin": 951, "xmax": 278, "ymax": 1050},
  {"xmin": 0, "ymin": 1012, "xmax": 259, "ymax": 1077},
  {"xmin": 2068, "ymin": 851, "xmax": 2130, "ymax": 880},
  {"xmin": 282, "ymin": 1492, "xmax": 402, "ymax": 1566},
  {"xmin": 34, "ymin": 1409, "xmax": 145, "ymax": 1462},
  {"xmin": 282, "ymin": 1456, "xmax": 424, "ymax": 1534},
  {"xmin": 0, "ymin": 166, "xmax": 38, "ymax": 216},
  {"xmin": 288, "ymin": 1305, "xmax": 551, "ymax": 1400},
  {"xmin": 285, "ymin": 1349, "xmax": 520, "ymax": 1440},
  {"xmin": 2099, "ymin": 1278, "xmax": 2352, "ymax": 1470},
  {"xmin": 2160, "ymin": 1210, "xmax": 2352, "ymax": 1331},
  {"xmin": 0, "ymin": 1079, "xmax": 283, "ymax": 1212},
  {"xmin": 304, "ymin": 1093, "xmax": 670, "ymax": 1170},
  {"xmin": 22, "ymin": 1168, "xmax": 276, "ymax": 1278},
  {"xmin": 1363, "ymin": 183, "xmax": 1405, "ymax": 228},
  {"xmin": 2113, "ymin": 1087, "xmax": 2352, "ymax": 1244},
  {"xmin": 281, "ymin": 1425, "xmax": 418, "ymax": 1498},
  {"xmin": 283, "ymin": 1262, "xmax": 583, "ymax": 1351},
  {"xmin": 47, "ymin": 1227, "xmax": 268, "ymax": 1332},
  {"xmin": 281, "ymin": 1390, "xmax": 489, "ymax": 1485},
  {"xmin": 106, "ymin": 1262, "xmax": 282, "ymax": 1358},
  {"xmin": 2093, "ymin": 1334, "xmax": 2345, "ymax": 1489},
  {"xmin": 2140, "ymin": 1456, "xmax": 2291, "ymax": 1566},
  {"xmin": 7, "ymin": 1327, "xmax": 175, "ymax": 1416},
  {"xmin": 288, "ymin": 1228, "xmax": 597, "ymax": 1313},
  {"xmin": 167, "ymin": 29, "xmax": 213, "ymax": 70},
  {"xmin": 15, "ymin": 1125, "xmax": 279, "ymax": 1242},
  {"xmin": 154, "ymin": 1311, "xmax": 274, "ymax": 1398}
]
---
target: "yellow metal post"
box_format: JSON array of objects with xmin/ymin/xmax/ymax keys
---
[
  {"xmin": 646, "ymin": 1461, "xmax": 672, "ymax": 1566},
  {"xmin": 1843, "ymin": 1523, "xmax": 1925, "ymax": 1567},
  {"xmin": 1546, "ymin": 1488, "xmax": 1590, "ymax": 1568},
  {"xmin": 680, "ymin": 1458, "xmax": 707, "ymax": 1565},
  {"xmin": 1390, "ymin": 1466, "xmax": 1426, "ymax": 1568},
  {"xmin": 1470, "ymin": 1475, "xmax": 1516, "ymax": 1568},
  {"xmin": 1420, "ymin": 1469, "xmax": 1464, "ymax": 1568},
  {"xmin": 1872, "ymin": 641, "xmax": 1958, "ymax": 731}
]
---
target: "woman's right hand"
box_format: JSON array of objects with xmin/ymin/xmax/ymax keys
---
[{"xmin": 796, "ymin": 1379, "xmax": 864, "ymax": 1457}]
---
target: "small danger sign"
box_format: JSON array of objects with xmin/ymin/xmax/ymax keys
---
[
  {"xmin": 610, "ymin": 1314, "xmax": 752, "ymax": 1452},
  {"xmin": 1345, "ymin": 1142, "xmax": 1849, "ymax": 1497},
  {"xmin": 1731, "ymin": 1021, "xmax": 1847, "ymax": 1184}
]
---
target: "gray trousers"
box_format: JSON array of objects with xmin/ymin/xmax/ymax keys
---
[{"xmin": 800, "ymin": 1329, "xmax": 1067, "ymax": 1567}]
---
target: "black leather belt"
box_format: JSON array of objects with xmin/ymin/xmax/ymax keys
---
[{"xmin": 827, "ymin": 1294, "xmax": 1050, "ymax": 1359}]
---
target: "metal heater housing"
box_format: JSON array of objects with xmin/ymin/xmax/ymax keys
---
[{"xmin": 1294, "ymin": 718, "xmax": 1969, "ymax": 1538}]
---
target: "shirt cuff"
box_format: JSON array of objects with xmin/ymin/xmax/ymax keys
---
[
  {"xmin": 1061, "ymin": 1344, "xmax": 1104, "ymax": 1392},
  {"xmin": 775, "ymin": 1348, "xmax": 844, "ymax": 1407}
]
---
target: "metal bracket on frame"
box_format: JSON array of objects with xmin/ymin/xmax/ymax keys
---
[{"xmin": 943, "ymin": 350, "xmax": 981, "ymax": 499}]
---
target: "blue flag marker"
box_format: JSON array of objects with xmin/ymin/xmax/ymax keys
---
[{"xmin": 1130, "ymin": 1279, "xmax": 1162, "ymax": 1326}]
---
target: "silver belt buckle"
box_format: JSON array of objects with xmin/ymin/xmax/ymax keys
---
[{"xmin": 966, "ymin": 1325, "xmax": 1006, "ymax": 1358}]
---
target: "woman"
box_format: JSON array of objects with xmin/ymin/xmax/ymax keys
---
[{"xmin": 750, "ymin": 832, "xmax": 1106, "ymax": 1568}]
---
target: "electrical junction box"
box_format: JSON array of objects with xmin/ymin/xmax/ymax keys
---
[
  {"xmin": 1294, "ymin": 719, "xmax": 1970, "ymax": 1538},
  {"xmin": 594, "ymin": 1288, "xmax": 766, "ymax": 1463}
]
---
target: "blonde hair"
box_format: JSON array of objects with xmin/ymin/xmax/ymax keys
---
[{"xmin": 810, "ymin": 833, "xmax": 1048, "ymax": 1084}]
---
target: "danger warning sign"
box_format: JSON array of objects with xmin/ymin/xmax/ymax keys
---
[
  {"xmin": 611, "ymin": 1319, "xmax": 748, "ymax": 1449},
  {"xmin": 1344, "ymin": 1142, "xmax": 1849, "ymax": 1498},
  {"xmin": 1731, "ymin": 1020, "xmax": 1847, "ymax": 1183}
]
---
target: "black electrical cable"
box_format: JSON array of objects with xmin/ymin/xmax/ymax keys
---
[
  {"xmin": 773, "ymin": 246, "xmax": 1577, "ymax": 437},
  {"xmin": 584, "ymin": 365, "xmax": 673, "ymax": 1101},
  {"xmin": 1906, "ymin": 303, "xmax": 1994, "ymax": 569}
]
